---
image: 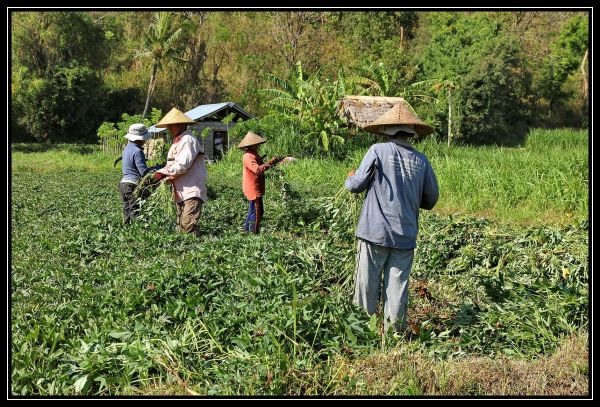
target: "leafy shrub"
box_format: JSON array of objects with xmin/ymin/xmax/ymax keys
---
[
  {"xmin": 97, "ymin": 108, "xmax": 163, "ymax": 156},
  {"xmin": 416, "ymin": 13, "xmax": 531, "ymax": 145},
  {"xmin": 13, "ymin": 64, "xmax": 104, "ymax": 142}
]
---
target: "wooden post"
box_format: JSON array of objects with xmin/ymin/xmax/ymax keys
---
[
  {"xmin": 400, "ymin": 26, "xmax": 404, "ymax": 50},
  {"xmin": 447, "ymin": 87, "xmax": 452, "ymax": 147},
  {"xmin": 581, "ymin": 49, "xmax": 588, "ymax": 104}
]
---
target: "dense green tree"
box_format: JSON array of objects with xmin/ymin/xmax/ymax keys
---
[
  {"xmin": 331, "ymin": 11, "xmax": 418, "ymax": 59},
  {"xmin": 12, "ymin": 12, "xmax": 109, "ymax": 74},
  {"xmin": 11, "ymin": 12, "xmax": 111, "ymax": 142},
  {"xmin": 15, "ymin": 65, "xmax": 104, "ymax": 142},
  {"xmin": 535, "ymin": 15, "xmax": 588, "ymax": 122},
  {"xmin": 10, "ymin": 10, "xmax": 587, "ymax": 145},
  {"xmin": 415, "ymin": 12, "xmax": 530, "ymax": 145}
]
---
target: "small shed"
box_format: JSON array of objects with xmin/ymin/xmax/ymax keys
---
[
  {"xmin": 147, "ymin": 102, "xmax": 253, "ymax": 160},
  {"xmin": 337, "ymin": 95, "xmax": 406, "ymax": 130}
]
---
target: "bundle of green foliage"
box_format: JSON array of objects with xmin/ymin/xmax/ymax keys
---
[
  {"xmin": 133, "ymin": 172, "xmax": 161, "ymax": 201},
  {"xmin": 137, "ymin": 180, "xmax": 177, "ymax": 227}
]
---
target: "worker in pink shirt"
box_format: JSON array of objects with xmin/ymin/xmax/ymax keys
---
[{"xmin": 154, "ymin": 108, "xmax": 207, "ymax": 236}]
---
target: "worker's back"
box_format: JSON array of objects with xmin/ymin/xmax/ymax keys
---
[{"xmin": 345, "ymin": 139, "xmax": 439, "ymax": 249}]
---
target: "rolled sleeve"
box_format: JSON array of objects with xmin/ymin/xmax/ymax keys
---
[
  {"xmin": 345, "ymin": 147, "xmax": 377, "ymax": 193},
  {"xmin": 244, "ymin": 155, "xmax": 269, "ymax": 175}
]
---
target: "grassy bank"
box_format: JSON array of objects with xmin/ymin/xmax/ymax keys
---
[{"xmin": 123, "ymin": 331, "xmax": 588, "ymax": 396}]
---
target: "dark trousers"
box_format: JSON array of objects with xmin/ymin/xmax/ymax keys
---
[
  {"xmin": 244, "ymin": 197, "xmax": 264, "ymax": 234},
  {"xmin": 119, "ymin": 182, "xmax": 139, "ymax": 224}
]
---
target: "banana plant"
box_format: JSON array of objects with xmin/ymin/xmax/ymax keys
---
[{"xmin": 260, "ymin": 61, "xmax": 349, "ymax": 155}]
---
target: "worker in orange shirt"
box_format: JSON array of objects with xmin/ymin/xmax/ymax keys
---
[{"xmin": 238, "ymin": 131, "xmax": 283, "ymax": 234}]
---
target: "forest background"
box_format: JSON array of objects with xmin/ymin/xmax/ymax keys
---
[{"xmin": 11, "ymin": 10, "xmax": 589, "ymax": 154}]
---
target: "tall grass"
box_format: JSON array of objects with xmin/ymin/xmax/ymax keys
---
[
  {"xmin": 524, "ymin": 128, "xmax": 589, "ymax": 150},
  {"xmin": 416, "ymin": 128, "xmax": 588, "ymax": 225},
  {"xmin": 11, "ymin": 128, "xmax": 588, "ymax": 226},
  {"xmin": 11, "ymin": 143, "xmax": 114, "ymax": 173},
  {"xmin": 272, "ymin": 128, "xmax": 588, "ymax": 226}
]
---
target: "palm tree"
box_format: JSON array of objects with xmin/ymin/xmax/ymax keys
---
[{"xmin": 138, "ymin": 12, "xmax": 191, "ymax": 120}]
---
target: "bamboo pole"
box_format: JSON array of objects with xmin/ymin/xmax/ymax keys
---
[
  {"xmin": 580, "ymin": 49, "xmax": 588, "ymax": 103},
  {"xmin": 447, "ymin": 87, "xmax": 452, "ymax": 147},
  {"xmin": 400, "ymin": 26, "xmax": 404, "ymax": 50}
]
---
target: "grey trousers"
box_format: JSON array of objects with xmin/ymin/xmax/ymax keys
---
[{"xmin": 353, "ymin": 238, "xmax": 415, "ymax": 332}]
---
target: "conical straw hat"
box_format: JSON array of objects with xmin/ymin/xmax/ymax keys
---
[
  {"xmin": 363, "ymin": 102, "xmax": 434, "ymax": 137},
  {"xmin": 155, "ymin": 107, "xmax": 197, "ymax": 127},
  {"xmin": 237, "ymin": 131, "xmax": 267, "ymax": 149}
]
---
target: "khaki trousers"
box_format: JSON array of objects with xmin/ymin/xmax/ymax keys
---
[{"xmin": 176, "ymin": 197, "xmax": 202, "ymax": 236}]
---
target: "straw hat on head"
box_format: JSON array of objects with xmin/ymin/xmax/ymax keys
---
[
  {"xmin": 363, "ymin": 102, "xmax": 434, "ymax": 137},
  {"xmin": 124, "ymin": 123, "xmax": 151, "ymax": 141},
  {"xmin": 237, "ymin": 131, "xmax": 267, "ymax": 149},
  {"xmin": 155, "ymin": 107, "xmax": 196, "ymax": 127}
]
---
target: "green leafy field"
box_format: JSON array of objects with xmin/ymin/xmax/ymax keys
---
[{"xmin": 10, "ymin": 129, "xmax": 589, "ymax": 395}]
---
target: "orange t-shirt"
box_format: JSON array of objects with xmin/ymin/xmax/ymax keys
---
[{"xmin": 242, "ymin": 150, "xmax": 270, "ymax": 200}]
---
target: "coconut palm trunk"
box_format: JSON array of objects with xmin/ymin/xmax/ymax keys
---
[{"xmin": 142, "ymin": 63, "xmax": 159, "ymax": 121}]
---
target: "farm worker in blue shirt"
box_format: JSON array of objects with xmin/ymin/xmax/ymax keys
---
[
  {"xmin": 345, "ymin": 102, "xmax": 439, "ymax": 335},
  {"xmin": 119, "ymin": 123, "xmax": 164, "ymax": 223},
  {"xmin": 119, "ymin": 123, "xmax": 158, "ymax": 224}
]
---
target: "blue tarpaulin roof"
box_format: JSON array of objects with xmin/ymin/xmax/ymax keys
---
[{"xmin": 148, "ymin": 102, "xmax": 253, "ymax": 133}]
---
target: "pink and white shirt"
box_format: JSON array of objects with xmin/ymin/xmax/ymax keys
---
[{"xmin": 158, "ymin": 130, "xmax": 208, "ymax": 203}]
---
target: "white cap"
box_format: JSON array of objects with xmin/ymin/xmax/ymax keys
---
[{"xmin": 382, "ymin": 124, "xmax": 417, "ymax": 136}]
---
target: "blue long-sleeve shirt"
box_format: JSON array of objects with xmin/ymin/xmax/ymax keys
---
[
  {"xmin": 121, "ymin": 142, "xmax": 150, "ymax": 184},
  {"xmin": 345, "ymin": 139, "xmax": 439, "ymax": 249}
]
